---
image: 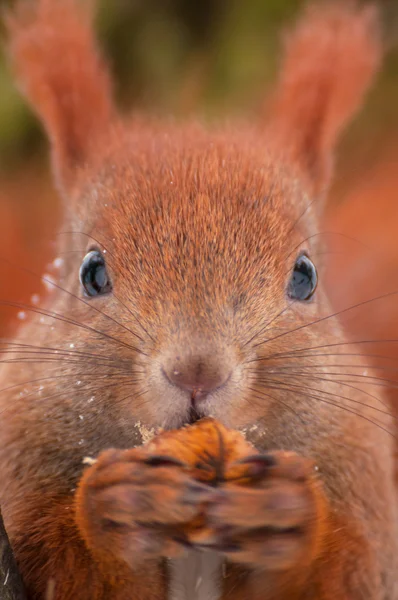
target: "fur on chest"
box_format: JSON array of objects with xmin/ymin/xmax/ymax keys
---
[{"xmin": 168, "ymin": 551, "xmax": 223, "ymax": 600}]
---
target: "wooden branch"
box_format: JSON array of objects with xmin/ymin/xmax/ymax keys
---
[{"xmin": 0, "ymin": 509, "xmax": 26, "ymax": 600}]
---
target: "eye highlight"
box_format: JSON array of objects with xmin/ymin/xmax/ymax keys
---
[
  {"xmin": 79, "ymin": 250, "xmax": 112, "ymax": 297},
  {"xmin": 287, "ymin": 254, "xmax": 317, "ymax": 301}
]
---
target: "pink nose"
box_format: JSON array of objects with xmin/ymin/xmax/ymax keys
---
[
  {"xmin": 162, "ymin": 352, "xmax": 232, "ymax": 399},
  {"xmin": 165, "ymin": 365, "xmax": 230, "ymax": 395}
]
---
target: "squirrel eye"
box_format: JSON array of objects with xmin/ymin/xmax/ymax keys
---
[
  {"xmin": 79, "ymin": 250, "xmax": 112, "ymax": 297},
  {"xmin": 287, "ymin": 254, "xmax": 317, "ymax": 301}
]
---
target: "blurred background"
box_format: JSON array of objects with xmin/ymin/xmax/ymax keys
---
[{"xmin": 0, "ymin": 0, "xmax": 398, "ymax": 401}]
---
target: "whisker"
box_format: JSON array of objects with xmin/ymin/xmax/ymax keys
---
[
  {"xmin": 252, "ymin": 290, "xmax": 398, "ymax": 350},
  {"xmin": 0, "ymin": 370, "xmax": 138, "ymax": 398},
  {"xmin": 0, "ymin": 252, "xmax": 148, "ymax": 348},
  {"xmin": 41, "ymin": 272, "xmax": 147, "ymax": 346},
  {"xmin": 253, "ymin": 367, "xmax": 393, "ymax": 409},
  {"xmin": 243, "ymin": 301, "xmax": 295, "ymax": 348},
  {"xmin": 0, "ymin": 351, "xmax": 137, "ymax": 372},
  {"xmin": 0, "ymin": 300, "xmax": 144, "ymax": 355},
  {"xmin": 254, "ymin": 339, "xmax": 398, "ymax": 360},
  {"xmin": 57, "ymin": 231, "xmax": 156, "ymax": 343},
  {"xmin": 0, "ymin": 358, "xmax": 114, "ymax": 372},
  {"xmin": 0, "ymin": 375, "xmax": 141, "ymax": 419},
  {"xmin": 251, "ymin": 381, "xmax": 396, "ymax": 439},
  {"xmin": 245, "ymin": 273, "xmax": 395, "ymax": 352},
  {"xmin": 112, "ymin": 388, "xmax": 151, "ymax": 412},
  {"xmin": 285, "ymin": 197, "xmax": 318, "ymax": 238},
  {"xmin": 57, "ymin": 230, "xmax": 116, "ymax": 257},
  {"xmin": 249, "ymin": 362, "xmax": 398, "ymax": 381},
  {"xmin": 254, "ymin": 376, "xmax": 395, "ymax": 419},
  {"xmin": 284, "ymin": 230, "xmax": 369, "ymax": 262},
  {"xmin": 246, "ymin": 385, "xmax": 306, "ymax": 424},
  {"xmin": 0, "ymin": 341, "xmax": 128, "ymax": 365}
]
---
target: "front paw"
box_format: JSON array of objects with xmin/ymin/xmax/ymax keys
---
[
  {"xmin": 75, "ymin": 448, "xmax": 216, "ymax": 567},
  {"xmin": 198, "ymin": 451, "xmax": 324, "ymax": 571}
]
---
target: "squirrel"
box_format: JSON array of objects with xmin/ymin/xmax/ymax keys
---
[{"xmin": 1, "ymin": 0, "xmax": 397, "ymax": 599}]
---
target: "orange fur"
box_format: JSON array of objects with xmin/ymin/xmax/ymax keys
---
[{"xmin": 0, "ymin": 1, "xmax": 396, "ymax": 599}]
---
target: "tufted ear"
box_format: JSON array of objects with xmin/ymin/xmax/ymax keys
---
[
  {"xmin": 7, "ymin": 0, "xmax": 116, "ymax": 194},
  {"xmin": 267, "ymin": 2, "xmax": 382, "ymax": 197}
]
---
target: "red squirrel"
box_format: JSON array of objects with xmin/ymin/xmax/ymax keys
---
[{"xmin": 1, "ymin": 1, "xmax": 397, "ymax": 598}]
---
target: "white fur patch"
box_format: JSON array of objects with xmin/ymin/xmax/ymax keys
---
[{"xmin": 168, "ymin": 551, "xmax": 223, "ymax": 600}]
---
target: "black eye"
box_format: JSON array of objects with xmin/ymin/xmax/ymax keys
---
[
  {"xmin": 287, "ymin": 254, "xmax": 317, "ymax": 301},
  {"xmin": 79, "ymin": 250, "xmax": 112, "ymax": 297}
]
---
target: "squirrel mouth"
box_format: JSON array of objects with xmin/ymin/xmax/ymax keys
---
[
  {"xmin": 184, "ymin": 394, "xmax": 205, "ymax": 425},
  {"xmin": 176, "ymin": 390, "xmax": 208, "ymax": 428},
  {"xmin": 187, "ymin": 403, "xmax": 202, "ymax": 425}
]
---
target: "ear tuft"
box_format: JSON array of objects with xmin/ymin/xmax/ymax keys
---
[
  {"xmin": 7, "ymin": 0, "xmax": 116, "ymax": 191},
  {"xmin": 268, "ymin": 2, "xmax": 382, "ymax": 195}
]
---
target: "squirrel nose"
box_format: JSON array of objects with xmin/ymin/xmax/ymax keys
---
[{"xmin": 163, "ymin": 352, "xmax": 232, "ymax": 398}]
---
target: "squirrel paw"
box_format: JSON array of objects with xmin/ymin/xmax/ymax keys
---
[
  {"xmin": 199, "ymin": 451, "xmax": 322, "ymax": 570},
  {"xmin": 75, "ymin": 448, "xmax": 216, "ymax": 567}
]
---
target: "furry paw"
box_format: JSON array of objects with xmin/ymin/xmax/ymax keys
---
[
  {"xmin": 75, "ymin": 448, "xmax": 216, "ymax": 567},
  {"xmin": 196, "ymin": 451, "xmax": 322, "ymax": 571}
]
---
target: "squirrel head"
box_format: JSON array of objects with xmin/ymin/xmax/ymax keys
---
[{"xmin": 6, "ymin": 1, "xmax": 382, "ymax": 436}]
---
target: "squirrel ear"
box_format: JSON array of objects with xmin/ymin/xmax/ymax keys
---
[
  {"xmin": 267, "ymin": 3, "xmax": 382, "ymax": 197},
  {"xmin": 7, "ymin": 0, "xmax": 116, "ymax": 194}
]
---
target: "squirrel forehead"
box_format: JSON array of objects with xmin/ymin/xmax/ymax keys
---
[
  {"xmin": 78, "ymin": 131, "xmax": 310, "ymax": 318},
  {"xmin": 74, "ymin": 126, "xmax": 312, "ymax": 314},
  {"xmin": 87, "ymin": 125, "xmax": 309, "ymax": 243}
]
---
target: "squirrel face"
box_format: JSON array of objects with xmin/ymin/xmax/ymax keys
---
[
  {"xmin": 60, "ymin": 125, "xmax": 321, "ymax": 431},
  {"xmin": 6, "ymin": 1, "xmax": 382, "ymax": 446}
]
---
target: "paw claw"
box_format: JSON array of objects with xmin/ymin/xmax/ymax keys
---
[
  {"xmin": 234, "ymin": 454, "xmax": 277, "ymax": 478},
  {"xmin": 143, "ymin": 455, "xmax": 187, "ymax": 468}
]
